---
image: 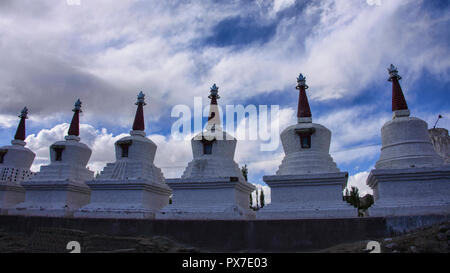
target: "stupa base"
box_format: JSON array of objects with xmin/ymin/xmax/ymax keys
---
[
  {"xmin": 367, "ymin": 166, "xmax": 450, "ymax": 217},
  {"xmin": 10, "ymin": 180, "xmax": 90, "ymax": 218},
  {"xmin": 75, "ymin": 179, "xmax": 172, "ymax": 219},
  {"xmin": 261, "ymin": 172, "xmax": 356, "ymax": 219},
  {"xmin": 157, "ymin": 177, "xmax": 256, "ymax": 220},
  {"xmin": 0, "ymin": 183, "xmax": 25, "ymax": 215}
]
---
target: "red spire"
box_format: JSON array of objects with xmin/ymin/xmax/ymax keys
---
[
  {"xmin": 296, "ymin": 74, "xmax": 312, "ymax": 118},
  {"xmin": 207, "ymin": 84, "xmax": 221, "ymax": 127},
  {"xmin": 68, "ymin": 99, "xmax": 82, "ymax": 136},
  {"xmin": 132, "ymin": 91, "xmax": 146, "ymax": 131},
  {"xmin": 388, "ymin": 64, "xmax": 408, "ymax": 111},
  {"xmin": 14, "ymin": 107, "xmax": 28, "ymax": 141}
]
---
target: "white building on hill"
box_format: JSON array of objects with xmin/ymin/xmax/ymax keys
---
[
  {"xmin": 260, "ymin": 74, "xmax": 356, "ymax": 219},
  {"xmin": 366, "ymin": 65, "xmax": 450, "ymax": 217},
  {"xmin": 158, "ymin": 84, "xmax": 256, "ymax": 220},
  {"xmin": 0, "ymin": 107, "xmax": 35, "ymax": 215},
  {"xmin": 75, "ymin": 92, "xmax": 172, "ymax": 219}
]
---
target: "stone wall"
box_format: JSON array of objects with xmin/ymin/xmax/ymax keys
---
[
  {"xmin": 429, "ymin": 128, "xmax": 450, "ymax": 164},
  {"xmin": 0, "ymin": 214, "xmax": 448, "ymax": 252}
]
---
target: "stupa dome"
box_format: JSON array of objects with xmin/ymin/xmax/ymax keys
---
[
  {"xmin": 0, "ymin": 107, "xmax": 35, "ymax": 182},
  {"xmin": 181, "ymin": 84, "xmax": 245, "ymax": 181},
  {"xmin": 96, "ymin": 91, "xmax": 165, "ymax": 183},
  {"xmin": 276, "ymin": 74, "xmax": 340, "ymax": 175},
  {"xmin": 32, "ymin": 99, "xmax": 94, "ymax": 183}
]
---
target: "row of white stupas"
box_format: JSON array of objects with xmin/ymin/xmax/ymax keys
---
[{"xmin": 0, "ymin": 65, "xmax": 449, "ymax": 219}]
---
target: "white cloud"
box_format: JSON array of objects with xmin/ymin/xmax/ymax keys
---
[
  {"xmin": 272, "ymin": 0, "xmax": 296, "ymax": 14},
  {"xmin": 346, "ymin": 171, "xmax": 373, "ymax": 196},
  {"xmin": 1, "ymin": 0, "xmax": 448, "ymax": 200},
  {"xmin": 25, "ymin": 123, "xmax": 127, "ymax": 173},
  {"xmin": 233, "ymin": 107, "xmax": 294, "ymax": 178},
  {"xmin": 251, "ymin": 184, "xmax": 271, "ymax": 207},
  {"xmin": 24, "ymin": 122, "xmax": 193, "ymax": 178},
  {"xmin": 366, "ymin": 0, "xmax": 382, "ymax": 6},
  {"xmin": 1, "ymin": 0, "xmax": 448, "ymax": 126},
  {"xmin": 0, "ymin": 114, "xmax": 17, "ymax": 128},
  {"xmin": 150, "ymin": 134, "xmax": 193, "ymax": 178}
]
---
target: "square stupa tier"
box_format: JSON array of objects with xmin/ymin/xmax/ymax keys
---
[
  {"xmin": 367, "ymin": 167, "xmax": 450, "ymax": 216},
  {"xmin": 158, "ymin": 176, "xmax": 256, "ymax": 220},
  {"xmin": 261, "ymin": 173, "xmax": 356, "ymax": 219}
]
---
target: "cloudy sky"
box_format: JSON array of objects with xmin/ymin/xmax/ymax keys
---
[{"xmin": 0, "ymin": 0, "xmax": 449, "ymax": 196}]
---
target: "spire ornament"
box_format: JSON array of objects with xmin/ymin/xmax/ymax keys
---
[
  {"xmin": 387, "ymin": 64, "xmax": 402, "ymax": 81},
  {"xmin": 387, "ymin": 64, "xmax": 409, "ymax": 115},
  {"xmin": 207, "ymin": 84, "xmax": 221, "ymax": 130},
  {"xmin": 132, "ymin": 91, "xmax": 146, "ymax": 135},
  {"xmin": 296, "ymin": 73, "xmax": 309, "ymax": 90},
  {"xmin": 136, "ymin": 91, "xmax": 147, "ymax": 106},
  {"xmin": 67, "ymin": 99, "xmax": 82, "ymax": 138},
  {"xmin": 13, "ymin": 107, "xmax": 28, "ymax": 144},
  {"xmin": 19, "ymin": 107, "xmax": 29, "ymax": 119},
  {"xmin": 295, "ymin": 73, "xmax": 312, "ymax": 122},
  {"xmin": 208, "ymin": 84, "xmax": 220, "ymax": 104}
]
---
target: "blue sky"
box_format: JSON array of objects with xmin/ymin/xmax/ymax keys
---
[{"xmin": 0, "ymin": 0, "xmax": 449, "ymax": 195}]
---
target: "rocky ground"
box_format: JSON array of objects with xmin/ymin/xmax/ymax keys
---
[
  {"xmin": 0, "ymin": 221, "xmax": 449, "ymax": 253},
  {"xmin": 0, "ymin": 227, "xmax": 200, "ymax": 253},
  {"xmin": 317, "ymin": 221, "xmax": 450, "ymax": 253}
]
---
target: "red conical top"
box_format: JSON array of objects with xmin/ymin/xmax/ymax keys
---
[
  {"xmin": 296, "ymin": 74, "xmax": 312, "ymax": 118},
  {"xmin": 68, "ymin": 99, "xmax": 82, "ymax": 136},
  {"xmin": 388, "ymin": 64, "xmax": 408, "ymax": 111},
  {"xmin": 207, "ymin": 84, "xmax": 221, "ymax": 127},
  {"xmin": 14, "ymin": 107, "xmax": 28, "ymax": 141},
  {"xmin": 132, "ymin": 91, "xmax": 146, "ymax": 131}
]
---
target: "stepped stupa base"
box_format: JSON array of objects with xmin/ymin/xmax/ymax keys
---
[
  {"xmin": 260, "ymin": 172, "xmax": 356, "ymax": 219},
  {"xmin": 157, "ymin": 177, "xmax": 256, "ymax": 220},
  {"xmin": 75, "ymin": 179, "xmax": 172, "ymax": 219},
  {"xmin": 0, "ymin": 183, "xmax": 25, "ymax": 215},
  {"xmin": 367, "ymin": 166, "xmax": 450, "ymax": 217},
  {"xmin": 10, "ymin": 180, "xmax": 91, "ymax": 217}
]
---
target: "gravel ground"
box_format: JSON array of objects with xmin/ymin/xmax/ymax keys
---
[{"xmin": 0, "ymin": 227, "xmax": 200, "ymax": 253}]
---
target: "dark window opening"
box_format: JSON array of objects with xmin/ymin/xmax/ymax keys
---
[
  {"xmin": 54, "ymin": 148, "xmax": 64, "ymax": 161},
  {"xmin": 300, "ymin": 135, "xmax": 311, "ymax": 149},
  {"xmin": 0, "ymin": 150, "xmax": 7, "ymax": 164},
  {"xmin": 120, "ymin": 143, "xmax": 131, "ymax": 158},
  {"xmin": 203, "ymin": 142, "xmax": 213, "ymax": 154}
]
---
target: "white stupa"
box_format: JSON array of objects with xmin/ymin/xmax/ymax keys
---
[
  {"xmin": 158, "ymin": 84, "xmax": 256, "ymax": 220},
  {"xmin": 75, "ymin": 92, "xmax": 172, "ymax": 219},
  {"xmin": 259, "ymin": 74, "xmax": 356, "ymax": 219},
  {"xmin": 12, "ymin": 99, "xmax": 94, "ymax": 217},
  {"xmin": 366, "ymin": 65, "xmax": 450, "ymax": 216},
  {"xmin": 0, "ymin": 107, "xmax": 35, "ymax": 215}
]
